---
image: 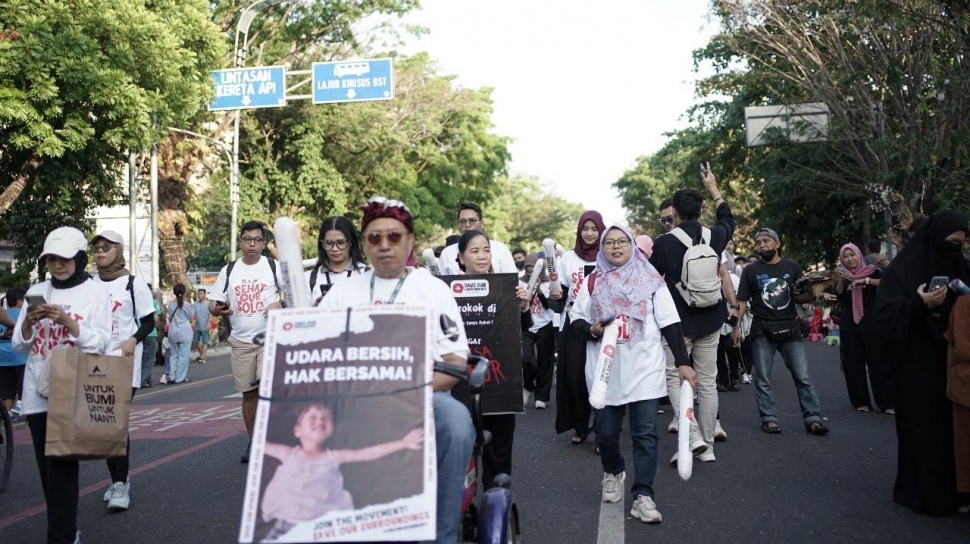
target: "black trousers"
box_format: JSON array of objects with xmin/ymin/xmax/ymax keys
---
[
  {"xmin": 481, "ymin": 414, "xmax": 515, "ymax": 489},
  {"xmin": 841, "ymin": 328, "xmax": 895, "ymax": 411},
  {"xmin": 106, "ymin": 387, "xmax": 136, "ymax": 484},
  {"xmin": 716, "ymin": 333, "xmax": 742, "ymax": 386},
  {"xmin": 27, "ymin": 413, "xmax": 80, "ymax": 544},
  {"xmin": 522, "ymin": 324, "xmax": 556, "ymax": 402}
]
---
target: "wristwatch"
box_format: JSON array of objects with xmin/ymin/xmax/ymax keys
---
[{"xmin": 730, "ymin": 304, "xmax": 740, "ymax": 310}]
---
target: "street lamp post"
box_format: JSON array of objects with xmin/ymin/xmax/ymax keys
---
[{"xmin": 232, "ymin": 0, "xmax": 288, "ymax": 260}]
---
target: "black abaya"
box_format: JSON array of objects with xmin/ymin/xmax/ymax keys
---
[{"xmin": 554, "ymin": 316, "xmax": 593, "ymax": 436}]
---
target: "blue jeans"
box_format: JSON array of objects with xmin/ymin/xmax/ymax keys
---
[
  {"xmin": 141, "ymin": 337, "xmax": 158, "ymax": 386},
  {"xmin": 424, "ymin": 392, "xmax": 475, "ymax": 544},
  {"xmin": 169, "ymin": 341, "xmax": 191, "ymax": 383},
  {"xmin": 752, "ymin": 335, "xmax": 822, "ymax": 424},
  {"xmin": 594, "ymin": 398, "xmax": 660, "ymax": 499}
]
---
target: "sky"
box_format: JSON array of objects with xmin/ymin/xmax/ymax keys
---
[{"xmin": 399, "ymin": 1, "xmax": 719, "ymax": 224}]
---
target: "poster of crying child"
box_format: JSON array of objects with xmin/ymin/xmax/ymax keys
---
[{"xmin": 239, "ymin": 306, "xmax": 436, "ymax": 543}]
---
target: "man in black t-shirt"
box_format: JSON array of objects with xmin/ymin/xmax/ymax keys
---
[{"xmin": 734, "ymin": 228, "xmax": 829, "ymax": 436}]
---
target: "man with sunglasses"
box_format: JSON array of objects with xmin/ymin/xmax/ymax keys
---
[
  {"xmin": 209, "ymin": 221, "xmax": 283, "ymax": 463},
  {"xmin": 657, "ymin": 198, "xmax": 675, "ymax": 233},
  {"xmin": 321, "ymin": 196, "xmax": 475, "ymax": 544},
  {"xmin": 438, "ymin": 202, "xmax": 517, "ymax": 275}
]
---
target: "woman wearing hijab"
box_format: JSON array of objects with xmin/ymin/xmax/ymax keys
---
[
  {"xmin": 876, "ymin": 210, "xmax": 970, "ymax": 516},
  {"xmin": 555, "ymin": 210, "xmax": 607, "ymax": 445},
  {"xmin": 570, "ymin": 224, "xmax": 694, "ymax": 522},
  {"xmin": 13, "ymin": 226, "xmax": 112, "ymax": 543},
  {"xmin": 89, "ymin": 230, "xmax": 156, "ymax": 512},
  {"xmin": 833, "ymin": 243, "xmax": 894, "ymax": 413}
]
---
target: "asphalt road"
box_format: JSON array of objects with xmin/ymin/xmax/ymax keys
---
[{"xmin": 1, "ymin": 341, "xmax": 968, "ymax": 543}]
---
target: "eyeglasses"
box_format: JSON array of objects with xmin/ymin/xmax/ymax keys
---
[
  {"xmin": 364, "ymin": 231, "xmax": 406, "ymax": 246},
  {"xmin": 457, "ymin": 218, "xmax": 481, "ymax": 227},
  {"xmin": 241, "ymin": 237, "xmax": 264, "ymax": 245},
  {"xmin": 602, "ymin": 238, "xmax": 631, "ymax": 249},
  {"xmin": 91, "ymin": 243, "xmax": 115, "ymax": 253},
  {"xmin": 657, "ymin": 216, "xmax": 674, "ymax": 226},
  {"xmin": 322, "ymin": 239, "xmax": 349, "ymax": 249}
]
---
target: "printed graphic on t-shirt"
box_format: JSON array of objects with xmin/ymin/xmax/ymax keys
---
[
  {"xmin": 615, "ymin": 315, "xmax": 631, "ymax": 345},
  {"xmin": 568, "ymin": 266, "xmax": 586, "ymax": 302},
  {"xmin": 756, "ymin": 274, "xmax": 793, "ymax": 310},
  {"xmin": 31, "ymin": 311, "xmax": 81, "ymax": 357},
  {"xmin": 235, "ymin": 279, "xmax": 268, "ymax": 315}
]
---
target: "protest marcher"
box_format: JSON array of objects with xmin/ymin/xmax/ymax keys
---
[
  {"xmin": 192, "ymin": 288, "xmax": 211, "ymax": 364},
  {"xmin": 520, "ymin": 252, "xmax": 562, "ymax": 410},
  {"xmin": 260, "ymin": 402, "xmax": 424, "ymax": 540},
  {"xmin": 13, "ymin": 226, "xmax": 112, "ymax": 543},
  {"xmin": 438, "ymin": 203, "xmax": 516, "ymax": 275},
  {"xmin": 657, "ymin": 198, "xmax": 674, "ymax": 234},
  {"xmin": 140, "ymin": 284, "xmax": 160, "ymax": 388},
  {"xmin": 571, "ymin": 224, "xmax": 695, "ymax": 523},
  {"xmin": 305, "ymin": 216, "xmax": 368, "ymax": 305},
  {"xmin": 734, "ymin": 228, "xmax": 828, "ymax": 436},
  {"xmin": 89, "ymin": 230, "xmax": 155, "ymax": 512},
  {"xmin": 512, "ymin": 247, "xmax": 527, "ymax": 271},
  {"xmin": 455, "ymin": 230, "xmax": 531, "ymax": 488},
  {"xmin": 876, "ymin": 210, "xmax": 970, "ymax": 517},
  {"xmin": 209, "ymin": 221, "xmax": 284, "ymax": 464},
  {"xmin": 555, "ymin": 210, "xmax": 606, "ymax": 445},
  {"xmin": 166, "ymin": 284, "xmax": 195, "ymax": 385},
  {"xmin": 320, "ymin": 196, "xmax": 475, "ymax": 544},
  {"xmin": 828, "ymin": 243, "xmax": 893, "ymax": 413},
  {"xmin": 0, "ymin": 289, "xmax": 27, "ymax": 418},
  {"xmin": 650, "ymin": 164, "xmax": 736, "ymax": 461}
]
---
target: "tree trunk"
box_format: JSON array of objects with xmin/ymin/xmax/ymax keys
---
[
  {"xmin": 0, "ymin": 157, "xmax": 41, "ymax": 216},
  {"xmin": 159, "ymin": 208, "xmax": 189, "ymax": 288}
]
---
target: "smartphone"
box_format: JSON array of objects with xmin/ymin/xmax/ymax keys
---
[
  {"xmin": 25, "ymin": 294, "xmax": 46, "ymax": 307},
  {"xmin": 928, "ymin": 276, "xmax": 949, "ymax": 292},
  {"xmin": 699, "ymin": 161, "xmax": 709, "ymax": 175}
]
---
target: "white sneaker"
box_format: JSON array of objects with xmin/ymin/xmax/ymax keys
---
[
  {"xmin": 741, "ymin": 373, "xmax": 752, "ymax": 384},
  {"xmin": 669, "ymin": 451, "xmax": 679, "ymax": 466},
  {"xmin": 522, "ymin": 388, "xmax": 531, "ymax": 406},
  {"xmin": 160, "ymin": 374, "xmax": 168, "ymax": 384},
  {"xmin": 630, "ymin": 495, "xmax": 662, "ymax": 523},
  {"xmin": 103, "ymin": 478, "xmax": 129, "ymax": 501},
  {"xmin": 695, "ymin": 444, "xmax": 716, "ymax": 462},
  {"xmin": 667, "ymin": 419, "xmax": 678, "ymax": 433},
  {"xmin": 106, "ymin": 481, "xmax": 130, "ymax": 511},
  {"xmin": 714, "ymin": 419, "xmax": 728, "ymax": 442},
  {"xmin": 601, "ymin": 471, "xmax": 626, "ymax": 503},
  {"xmin": 535, "ymin": 400, "xmax": 546, "ymax": 409},
  {"xmin": 11, "ymin": 400, "xmax": 22, "ymax": 415},
  {"xmin": 689, "ymin": 423, "xmax": 707, "ymax": 455}
]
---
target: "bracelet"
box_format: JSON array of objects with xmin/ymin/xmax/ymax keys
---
[{"xmin": 714, "ymin": 197, "xmax": 725, "ymax": 204}]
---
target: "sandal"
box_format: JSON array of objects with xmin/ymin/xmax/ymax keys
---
[
  {"xmin": 761, "ymin": 421, "xmax": 782, "ymax": 434},
  {"xmin": 571, "ymin": 430, "xmax": 590, "ymax": 446},
  {"xmin": 805, "ymin": 422, "xmax": 829, "ymax": 435}
]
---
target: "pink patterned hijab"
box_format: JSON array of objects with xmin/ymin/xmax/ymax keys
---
[
  {"xmin": 591, "ymin": 225, "xmax": 665, "ymax": 349},
  {"xmin": 839, "ymin": 243, "xmax": 878, "ymax": 324}
]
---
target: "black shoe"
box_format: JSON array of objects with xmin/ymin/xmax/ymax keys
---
[
  {"xmin": 241, "ymin": 441, "xmax": 252, "ymax": 463},
  {"xmin": 716, "ymin": 384, "xmax": 727, "ymax": 392},
  {"xmin": 728, "ymin": 381, "xmax": 740, "ymax": 391}
]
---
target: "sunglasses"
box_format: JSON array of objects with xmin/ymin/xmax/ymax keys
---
[
  {"xmin": 657, "ymin": 216, "xmax": 674, "ymax": 226},
  {"xmin": 91, "ymin": 243, "xmax": 115, "ymax": 253},
  {"xmin": 364, "ymin": 231, "xmax": 406, "ymax": 246}
]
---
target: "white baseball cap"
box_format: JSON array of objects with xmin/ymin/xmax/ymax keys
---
[
  {"xmin": 40, "ymin": 227, "xmax": 88, "ymax": 260},
  {"xmin": 91, "ymin": 229, "xmax": 124, "ymax": 245}
]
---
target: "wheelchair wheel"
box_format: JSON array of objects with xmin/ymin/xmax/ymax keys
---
[{"xmin": 0, "ymin": 403, "xmax": 13, "ymax": 492}]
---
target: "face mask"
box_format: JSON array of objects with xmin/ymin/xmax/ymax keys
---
[
  {"xmin": 515, "ymin": 261, "xmax": 524, "ymax": 271},
  {"xmin": 759, "ymin": 249, "xmax": 777, "ymax": 261}
]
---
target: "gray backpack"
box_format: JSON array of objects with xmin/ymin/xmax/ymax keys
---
[{"xmin": 670, "ymin": 227, "xmax": 723, "ymax": 308}]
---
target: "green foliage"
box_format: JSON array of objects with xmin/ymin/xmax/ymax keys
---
[
  {"xmin": 485, "ymin": 175, "xmax": 584, "ymax": 253},
  {"xmin": 0, "ymin": 0, "xmax": 226, "ymax": 273}
]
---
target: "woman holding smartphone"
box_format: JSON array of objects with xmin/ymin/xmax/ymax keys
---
[
  {"xmin": 876, "ymin": 210, "xmax": 969, "ymax": 516},
  {"xmin": 13, "ymin": 226, "xmax": 112, "ymax": 543}
]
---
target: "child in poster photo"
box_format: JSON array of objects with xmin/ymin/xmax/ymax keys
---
[{"xmin": 260, "ymin": 403, "xmax": 424, "ymax": 540}]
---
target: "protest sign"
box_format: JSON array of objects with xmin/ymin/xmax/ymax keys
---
[
  {"xmin": 439, "ymin": 273, "xmax": 524, "ymax": 414},
  {"xmin": 239, "ymin": 306, "xmax": 435, "ymax": 543}
]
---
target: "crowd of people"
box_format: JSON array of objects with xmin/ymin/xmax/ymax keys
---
[{"xmin": 5, "ymin": 171, "xmax": 970, "ymax": 542}]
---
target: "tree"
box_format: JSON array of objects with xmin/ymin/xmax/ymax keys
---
[
  {"xmin": 485, "ymin": 175, "xmax": 585, "ymax": 253},
  {"xmin": 0, "ymin": 0, "xmax": 226, "ymax": 273}
]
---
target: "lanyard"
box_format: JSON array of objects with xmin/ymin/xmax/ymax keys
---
[{"xmin": 369, "ymin": 270, "xmax": 408, "ymax": 304}]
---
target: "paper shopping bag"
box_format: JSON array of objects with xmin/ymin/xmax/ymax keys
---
[{"xmin": 46, "ymin": 347, "xmax": 133, "ymax": 460}]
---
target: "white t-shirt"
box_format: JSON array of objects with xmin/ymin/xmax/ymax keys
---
[
  {"xmin": 304, "ymin": 262, "xmax": 368, "ymax": 302},
  {"xmin": 320, "ymin": 268, "xmax": 469, "ymax": 360},
  {"xmin": 572, "ymin": 274, "xmax": 681, "ymax": 406},
  {"xmin": 92, "ymin": 275, "xmax": 155, "ymax": 387},
  {"xmin": 528, "ymin": 281, "xmax": 555, "ymax": 333},
  {"xmin": 557, "ymin": 250, "xmax": 596, "ymax": 316},
  {"xmin": 439, "ymin": 239, "xmax": 517, "ymax": 276},
  {"xmin": 13, "ymin": 279, "xmax": 113, "ymax": 416},
  {"xmin": 209, "ymin": 257, "xmax": 281, "ymax": 344}
]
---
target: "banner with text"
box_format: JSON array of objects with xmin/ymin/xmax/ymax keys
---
[
  {"xmin": 239, "ymin": 306, "xmax": 435, "ymax": 543},
  {"xmin": 439, "ymin": 273, "xmax": 524, "ymax": 414}
]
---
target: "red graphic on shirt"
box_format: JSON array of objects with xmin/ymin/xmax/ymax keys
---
[
  {"xmin": 233, "ymin": 280, "xmax": 267, "ymax": 315},
  {"xmin": 616, "ymin": 315, "xmax": 631, "ymax": 343},
  {"xmin": 31, "ymin": 313, "xmax": 83, "ymax": 357},
  {"xmin": 570, "ymin": 268, "xmax": 586, "ymax": 300},
  {"xmin": 470, "ymin": 345, "xmax": 507, "ymax": 384}
]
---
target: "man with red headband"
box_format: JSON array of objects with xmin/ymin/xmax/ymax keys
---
[{"xmin": 320, "ymin": 196, "xmax": 475, "ymax": 544}]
